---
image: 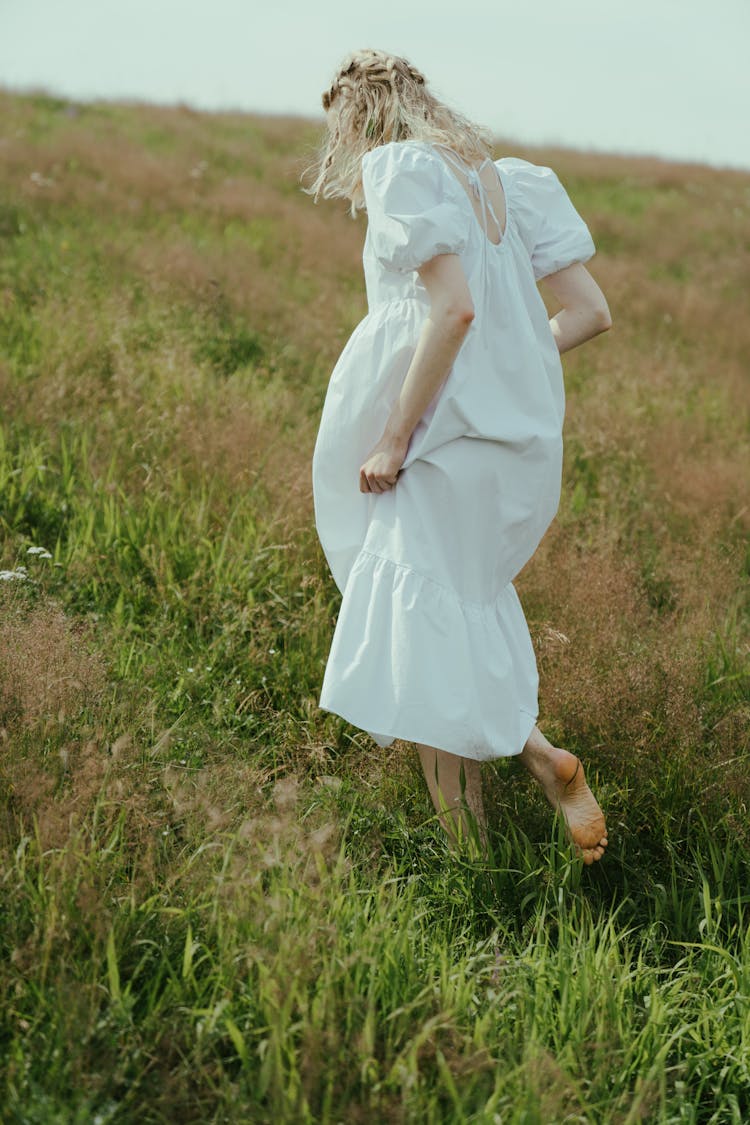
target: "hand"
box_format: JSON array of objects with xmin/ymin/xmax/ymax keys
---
[{"xmin": 359, "ymin": 432, "xmax": 410, "ymax": 493}]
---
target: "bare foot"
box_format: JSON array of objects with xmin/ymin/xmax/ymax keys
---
[{"xmin": 519, "ymin": 728, "xmax": 608, "ymax": 864}]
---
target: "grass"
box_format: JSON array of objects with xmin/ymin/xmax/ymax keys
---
[{"xmin": 0, "ymin": 85, "xmax": 749, "ymax": 1122}]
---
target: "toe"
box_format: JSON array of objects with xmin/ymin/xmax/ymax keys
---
[{"xmin": 580, "ymin": 843, "xmax": 605, "ymax": 864}]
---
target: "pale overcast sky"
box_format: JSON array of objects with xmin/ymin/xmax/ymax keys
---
[{"xmin": 2, "ymin": 0, "xmax": 749, "ymax": 170}]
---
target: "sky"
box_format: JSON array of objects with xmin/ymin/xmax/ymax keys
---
[{"xmin": 1, "ymin": 0, "xmax": 749, "ymax": 170}]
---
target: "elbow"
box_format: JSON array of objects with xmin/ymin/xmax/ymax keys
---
[
  {"xmin": 445, "ymin": 303, "xmax": 475, "ymax": 330},
  {"xmin": 594, "ymin": 301, "xmax": 612, "ymax": 333}
]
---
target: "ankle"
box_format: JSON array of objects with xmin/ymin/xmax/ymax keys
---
[
  {"xmin": 521, "ymin": 726, "xmax": 553, "ymax": 761},
  {"xmin": 520, "ymin": 735, "xmax": 571, "ymax": 784}
]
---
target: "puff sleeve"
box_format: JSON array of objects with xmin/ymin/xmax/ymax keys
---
[
  {"xmin": 499, "ymin": 157, "xmax": 595, "ymax": 280},
  {"xmin": 362, "ymin": 142, "xmax": 470, "ymax": 273}
]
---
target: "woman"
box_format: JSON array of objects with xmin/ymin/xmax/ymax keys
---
[{"xmin": 308, "ymin": 49, "xmax": 610, "ymax": 863}]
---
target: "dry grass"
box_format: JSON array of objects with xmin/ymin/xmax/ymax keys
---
[
  {"xmin": 0, "ymin": 587, "xmax": 105, "ymax": 731},
  {"xmin": 528, "ymin": 527, "xmax": 705, "ymax": 750}
]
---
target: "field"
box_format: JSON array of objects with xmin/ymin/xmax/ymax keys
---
[{"xmin": 0, "ymin": 88, "xmax": 749, "ymax": 1123}]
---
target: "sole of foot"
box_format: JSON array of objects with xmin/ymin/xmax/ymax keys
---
[{"xmin": 545, "ymin": 748, "xmax": 608, "ymax": 864}]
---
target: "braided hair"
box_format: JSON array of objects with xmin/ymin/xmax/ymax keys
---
[{"xmin": 305, "ymin": 49, "xmax": 492, "ymax": 215}]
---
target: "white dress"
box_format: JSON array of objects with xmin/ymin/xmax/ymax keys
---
[{"xmin": 311, "ymin": 140, "xmax": 595, "ymax": 761}]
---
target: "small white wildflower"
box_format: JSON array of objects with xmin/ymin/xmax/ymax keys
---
[
  {"xmin": 186, "ymin": 667, "xmax": 194, "ymax": 673},
  {"xmin": 269, "ymin": 648, "xmax": 276, "ymax": 654},
  {"xmin": 0, "ymin": 569, "xmax": 27, "ymax": 581},
  {"xmin": 26, "ymin": 546, "xmax": 52, "ymax": 558}
]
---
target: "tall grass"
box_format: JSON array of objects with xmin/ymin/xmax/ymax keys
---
[{"xmin": 0, "ymin": 87, "xmax": 748, "ymax": 1121}]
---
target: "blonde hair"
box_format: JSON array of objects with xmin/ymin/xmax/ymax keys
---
[{"xmin": 304, "ymin": 49, "xmax": 493, "ymax": 215}]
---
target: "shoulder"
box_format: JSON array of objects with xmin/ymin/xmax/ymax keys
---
[
  {"xmin": 361, "ymin": 142, "xmax": 471, "ymax": 272},
  {"xmin": 497, "ymin": 157, "xmax": 594, "ymax": 278},
  {"xmin": 495, "ymin": 155, "xmax": 583, "ymax": 231},
  {"xmin": 362, "ymin": 141, "xmax": 449, "ymax": 186}
]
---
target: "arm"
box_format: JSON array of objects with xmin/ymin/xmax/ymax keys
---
[
  {"xmin": 541, "ymin": 261, "xmax": 611, "ymax": 353},
  {"xmin": 540, "ymin": 262, "xmax": 612, "ymax": 354},
  {"xmin": 359, "ymin": 253, "xmax": 474, "ymax": 494}
]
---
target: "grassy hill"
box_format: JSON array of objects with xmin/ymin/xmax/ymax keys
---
[{"xmin": 1, "ymin": 88, "xmax": 749, "ymax": 1122}]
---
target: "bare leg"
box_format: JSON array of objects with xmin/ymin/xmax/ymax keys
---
[
  {"xmin": 518, "ymin": 725, "xmax": 608, "ymax": 864},
  {"xmin": 416, "ymin": 743, "xmax": 488, "ymax": 853}
]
